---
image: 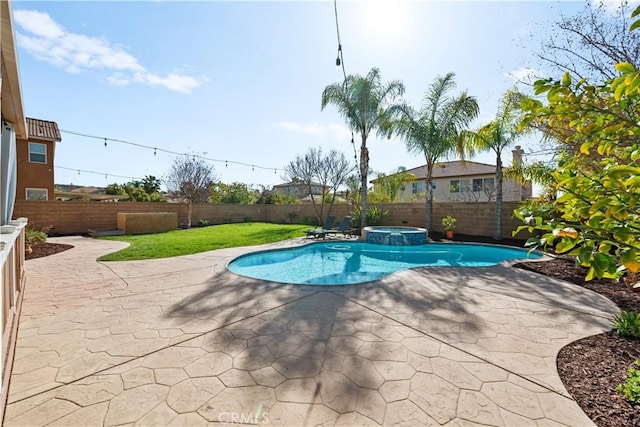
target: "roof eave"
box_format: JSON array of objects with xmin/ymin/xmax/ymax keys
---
[{"xmin": 1, "ymin": 0, "xmax": 27, "ymax": 139}]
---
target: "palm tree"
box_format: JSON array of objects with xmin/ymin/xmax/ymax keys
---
[
  {"xmin": 465, "ymin": 89, "xmax": 528, "ymax": 240},
  {"xmin": 321, "ymin": 67, "xmax": 405, "ymax": 229},
  {"xmin": 392, "ymin": 72, "xmax": 479, "ymax": 231}
]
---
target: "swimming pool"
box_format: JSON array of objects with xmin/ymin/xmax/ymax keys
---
[{"xmin": 227, "ymin": 242, "xmax": 542, "ymax": 285}]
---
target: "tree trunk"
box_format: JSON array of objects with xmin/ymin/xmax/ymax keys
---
[
  {"xmin": 359, "ymin": 138, "xmax": 369, "ymax": 230},
  {"xmin": 494, "ymin": 155, "xmax": 503, "ymax": 240},
  {"xmin": 425, "ymin": 178, "xmax": 433, "ymax": 231},
  {"xmin": 188, "ymin": 200, "xmax": 193, "ymax": 228},
  {"xmin": 425, "ymin": 163, "xmax": 434, "ymax": 231}
]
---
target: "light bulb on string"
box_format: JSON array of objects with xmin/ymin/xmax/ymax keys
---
[
  {"xmin": 104, "ymin": 138, "xmax": 107, "ymax": 148},
  {"xmin": 225, "ymin": 161, "xmax": 228, "ymax": 167},
  {"xmin": 153, "ymin": 148, "xmax": 157, "ymax": 156},
  {"xmin": 252, "ymin": 165, "xmax": 255, "ymax": 171},
  {"xmin": 77, "ymin": 170, "xmax": 80, "ymax": 175}
]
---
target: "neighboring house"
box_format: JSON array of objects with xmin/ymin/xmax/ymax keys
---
[
  {"xmin": 272, "ymin": 178, "xmax": 326, "ymax": 199},
  {"xmin": 372, "ymin": 146, "xmax": 531, "ymax": 202},
  {"xmin": 16, "ymin": 117, "xmax": 62, "ymax": 201}
]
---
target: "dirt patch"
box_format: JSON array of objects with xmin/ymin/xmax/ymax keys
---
[{"xmin": 26, "ymin": 242, "xmax": 74, "ymax": 260}]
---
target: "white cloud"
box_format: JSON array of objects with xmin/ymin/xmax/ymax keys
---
[
  {"xmin": 506, "ymin": 67, "xmax": 545, "ymax": 84},
  {"xmin": 275, "ymin": 121, "xmax": 351, "ymax": 139},
  {"xmin": 13, "ymin": 9, "xmax": 201, "ymax": 94}
]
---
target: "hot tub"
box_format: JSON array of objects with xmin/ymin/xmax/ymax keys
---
[{"xmin": 363, "ymin": 226, "xmax": 428, "ymax": 246}]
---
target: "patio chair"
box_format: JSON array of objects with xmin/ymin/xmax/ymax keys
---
[
  {"xmin": 323, "ymin": 216, "xmax": 357, "ymax": 238},
  {"xmin": 304, "ymin": 215, "xmax": 336, "ymax": 238}
]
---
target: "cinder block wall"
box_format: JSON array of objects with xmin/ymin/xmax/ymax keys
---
[
  {"xmin": 13, "ymin": 200, "xmax": 529, "ymax": 239},
  {"xmin": 14, "ymin": 201, "xmax": 188, "ymax": 235}
]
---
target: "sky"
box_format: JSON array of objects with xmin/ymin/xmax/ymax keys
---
[{"xmin": 9, "ymin": 0, "xmax": 626, "ymax": 190}]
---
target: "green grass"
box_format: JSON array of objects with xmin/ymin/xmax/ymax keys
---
[{"xmin": 98, "ymin": 222, "xmax": 309, "ymax": 261}]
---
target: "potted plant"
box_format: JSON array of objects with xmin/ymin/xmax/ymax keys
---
[{"xmin": 442, "ymin": 215, "xmax": 457, "ymax": 239}]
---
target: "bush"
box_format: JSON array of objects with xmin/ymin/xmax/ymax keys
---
[
  {"xmin": 25, "ymin": 224, "xmax": 48, "ymax": 248},
  {"xmin": 197, "ymin": 219, "xmax": 210, "ymax": 227},
  {"xmin": 616, "ymin": 360, "xmax": 640, "ymax": 404},
  {"xmin": 442, "ymin": 215, "xmax": 457, "ymax": 231},
  {"xmin": 350, "ymin": 206, "xmax": 389, "ymax": 226},
  {"xmin": 612, "ymin": 311, "xmax": 640, "ymax": 338},
  {"xmin": 301, "ymin": 216, "xmax": 319, "ymax": 226}
]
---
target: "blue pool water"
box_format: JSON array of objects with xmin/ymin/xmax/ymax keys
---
[{"xmin": 227, "ymin": 242, "xmax": 541, "ymax": 285}]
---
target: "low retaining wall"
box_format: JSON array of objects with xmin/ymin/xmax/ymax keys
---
[{"xmin": 116, "ymin": 212, "xmax": 178, "ymax": 235}]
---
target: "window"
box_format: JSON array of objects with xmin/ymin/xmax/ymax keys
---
[
  {"xmin": 450, "ymin": 179, "xmax": 472, "ymax": 193},
  {"xmin": 28, "ymin": 142, "xmax": 47, "ymax": 163},
  {"xmin": 26, "ymin": 188, "xmax": 48, "ymax": 200},
  {"xmin": 411, "ymin": 182, "xmax": 425, "ymax": 194},
  {"xmin": 473, "ymin": 177, "xmax": 495, "ymax": 192}
]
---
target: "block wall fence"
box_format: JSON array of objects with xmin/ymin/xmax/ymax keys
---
[{"xmin": 13, "ymin": 200, "xmax": 529, "ymax": 239}]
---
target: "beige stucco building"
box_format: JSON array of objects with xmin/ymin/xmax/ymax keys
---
[{"xmin": 374, "ymin": 146, "xmax": 532, "ymax": 203}]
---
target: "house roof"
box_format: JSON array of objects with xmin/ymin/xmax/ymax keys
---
[
  {"xmin": 373, "ymin": 161, "xmax": 497, "ymax": 183},
  {"xmin": 273, "ymin": 180, "xmax": 324, "ymax": 188},
  {"xmin": 26, "ymin": 117, "xmax": 62, "ymax": 142}
]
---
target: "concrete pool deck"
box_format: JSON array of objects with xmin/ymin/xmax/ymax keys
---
[{"xmin": 4, "ymin": 236, "xmax": 619, "ymax": 426}]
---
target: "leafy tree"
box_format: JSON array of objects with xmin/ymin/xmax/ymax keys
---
[
  {"xmin": 322, "ymin": 67, "xmax": 404, "ymax": 229},
  {"xmin": 104, "ymin": 181, "xmax": 164, "ymax": 202},
  {"xmin": 344, "ymin": 174, "xmax": 361, "ymax": 204},
  {"xmin": 265, "ymin": 193, "xmax": 301, "ymax": 205},
  {"xmin": 283, "ymin": 147, "xmax": 354, "ymax": 225},
  {"xmin": 141, "ymin": 175, "xmax": 162, "ymax": 194},
  {"xmin": 373, "ymin": 166, "xmax": 416, "ymax": 202},
  {"xmin": 391, "ymin": 72, "xmax": 479, "ymax": 230},
  {"xmin": 516, "ymin": 61, "xmax": 640, "ymax": 283},
  {"xmin": 209, "ymin": 182, "xmax": 258, "ymax": 204},
  {"xmin": 165, "ymin": 155, "xmax": 216, "ymax": 227},
  {"xmin": 105, "ymin": 183, "xmax": 127, "ymax": 196},
  {"xmin": 464, "ymin": 89, "xmax": 529, "ymax": 240}
]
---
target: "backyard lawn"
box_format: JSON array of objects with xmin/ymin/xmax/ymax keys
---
[{"xmin": 98, "ymin": 222, "xmax": 309, "ymax": 261}]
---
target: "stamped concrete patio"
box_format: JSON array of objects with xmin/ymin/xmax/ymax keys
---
[{"xmin": 5, "ymin": 236, "xmax": 618, "ymax": 426}]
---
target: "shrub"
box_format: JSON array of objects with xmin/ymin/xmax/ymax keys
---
[
  {"xmin": 301, "ymin": 216, "xmax": 319, "ymax": 226},
  {"xmin": 197, "ymin": 219, "xmax": 210, "ymax": 227},
  {"xmin": 612, "ymin": 311, "xmax": 640, "ymax": 338},
  {"xmin": 25, "ymin": 225, "xmax": 48, "ymax": 248},
  {"xmin": 442, "ymin": 215, "xmax": 457, "ymax": 231},
  {"xmin": 287, "ymin": 211, "xmax": 298, "ymax": 224},
  {"xmin": 616, "ymin": 360, "xmax": 640, "ymax": 404},
  {"xmin": 350, "ymin": 206, "xmax": 389, "ymax": 226}
]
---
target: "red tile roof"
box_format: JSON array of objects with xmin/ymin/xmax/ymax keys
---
[{"xmin": 26, "ymin": 117, "xmax": 61, "ymax": 142}]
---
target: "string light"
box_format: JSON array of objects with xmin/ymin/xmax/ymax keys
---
[
  {"xmin": 104, "ymin": 138, "xmax": 107, "ymax": 147},
  {"xmin": 59, "ymin": 129, "xmax": 284, "ymax": 172},
  {"xmin": 333, "ymin": 0, "xmax": 358, "ymax": 176},
  {"xmin": 58, "ymin": 165, "xmax": 144, "ymax": 181}
]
